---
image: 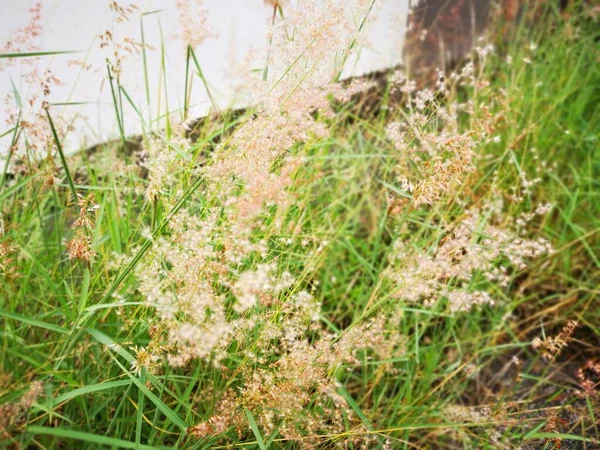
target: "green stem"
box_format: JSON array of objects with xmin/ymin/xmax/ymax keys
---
[
  {"xmin": 46, "ymin": 108, "xmax": 78, "ymax": 203},
  {"xmin": 189, "ymin": 47, "xmax": 219, "ymax": 112},
  {"xmin": 106, "ymin": 62, "xmax": 126, "ymax": 147}
]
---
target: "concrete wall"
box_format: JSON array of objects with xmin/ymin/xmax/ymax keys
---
[{"xmin": 0, "ymin": 0, "xmax": 409, "ymax": 154}]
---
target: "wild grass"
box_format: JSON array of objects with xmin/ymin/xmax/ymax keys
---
[{"xmin": 0, "ymin": 1, "xmax": 599, "ymax": 449}]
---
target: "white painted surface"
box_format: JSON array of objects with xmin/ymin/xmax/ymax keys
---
[{"xmin": 0, "ymin": 0, "xmax": 408, "ymax": 154}]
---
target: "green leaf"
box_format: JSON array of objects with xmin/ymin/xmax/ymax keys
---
[
  {"xmin": 53, "ymin": 380, "xmax": 132, "ymax": 404},
  {"xmin": 46, "ymin": 109, "xmax": 78, "ymax": 202},
  {"xmin": 189, "ymin": 46, "xmax": 218, "ymax": 112},
  {"xmin": 0, "ymin": 310, "xmax": 68, "ymax": 334},
  {"xmin": 79, "ymin": 268, "xmax": 91, "ymax": 313},
  {"xmin": 136, "ymin": 367, "xmax": 146, "ymax": 448},
  {"xmin": 0, "ymin": 50, "xmax": 81, "ymax": 58},
  {"xmin": 524, "ymin": 432, "xmax": 593, "ymax": 443},
  {"xmin": 336, "ymin": 385, "xmax": 373, "ymax": 429},
  {"xmin": 9, "ymin": 75, "xmax": 22, "ymax": 108},
  {"xmin": 85, "ymin": 302, "xmax": 145, "ymax": 312},
  {"xmin": 86, "ymin": 328, "xmax": 135, "ymax": 363},
  {"xmin": 522, "ymin": 421, "xmax": 547, "ymax": 440},
  {"xmin": 27, "ymin": 426, "xmax": 161, "ymax": 449},
  {"xmin": 49, "ymin": 101, "xmax": 99, "ymax": 106},
  {"xmin": 0, "ymin": 126, "xmax": 17, "ymax": 139},
  {"xmin": 245, "ymin": 408, "xmax": 267, "ymax": 450},
  {"xmin": 140, "ymin": 9, "xmax": 163, "ymax": 16}
]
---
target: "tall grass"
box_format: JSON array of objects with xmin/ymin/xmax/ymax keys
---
[{"xmin": 0, "ymin": 1, "xmax": 599, "ymax": 449}]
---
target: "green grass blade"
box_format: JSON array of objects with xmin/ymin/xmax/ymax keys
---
[
  {"xmin": 0, "ymin": 310, "xmax": 68, "ymax": 334},
  {"xmin": 78, "ymin": 268, "xmax": 91, "ymax": 313},
  {"xmin": 524, "ymin": 432, "xmax": 593, "ymax": 443},
  {"xmin": 9, "ymin": 75, "xmax": 22, "ymax": 108},
  {"xmin": 46, "ymin": 109, "xmax": 78, "ymax": 202},
  {"xmin": 136, "ymin": 367, "xmax": 146, "ymax": 448},
  {"xmin": 53, "ymin": 380, "xmax": 132, "ymax": 404},
  {"xmin": 0, "ymin": 126, "xmax": 17, "ymax": 139},
  {"xmin": 106, "ymin": 62, "xmax": 126, "ymax": 146},
  {"xmin": 86, "ymin": 328, "xmax": 135, "ymax": 363},
  {"xmin": 183, "ymin": 46, "xmax": 191, "ymax": 120},
  {"xmin": 27, "ymin": 426, "xmax": 162, "ymax": 449},
  {"xmin": 120, "ymin": 84, "xmax": 147, "ymax": 131},
  {"xmin": 189, "ymin": 47, "xmax": 218, "ymax": 112},
  {"xmin": 0, "ymin": 50, "xmax": 81, "ymax": 58},
  {"xmin": 245, "ymin": 408, "xmax": 267, "ymax": 450}
]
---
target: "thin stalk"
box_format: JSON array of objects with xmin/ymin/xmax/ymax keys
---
[
  {"xmin": 106, "ymin": 62, "xmax": 126, "ymax": 147},
  {"xmin": 119, "ymin": 85, "xmax": 146, "ymax": 135},
  {"xmin": 158, "ymin": 19, "xmax": 171, "ymax": 139},
  {"xmin": 189, "ymin": 47, "xmax": 218, "ymax": 112},
  {"xmin": 46, "ymin": 109, "xmax": 77, "ymax": 203},
  {"xmin": 0, "ymin": 50, "xmax": 81, "ymax": 58},
  {"xmin": 183, "ymin": 46, "xmax": 191, "ymax": 121},
  {"xmin": 140, "ymin": 15, "xmax": 151, "ymax": 123}
]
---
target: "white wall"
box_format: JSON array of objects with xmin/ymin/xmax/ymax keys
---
[{"xmin": 0, "ymin": 0, "xmax": 409, "ymax": 154}]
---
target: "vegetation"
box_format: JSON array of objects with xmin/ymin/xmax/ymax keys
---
[{"xmin": 1, "ymin": 1, "xmax": 599, "ymax": 448}]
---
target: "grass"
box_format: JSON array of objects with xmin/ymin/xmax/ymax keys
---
[{"xmin": 1, "ymin": 2, "xmax": 599, "ymax": 449}]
